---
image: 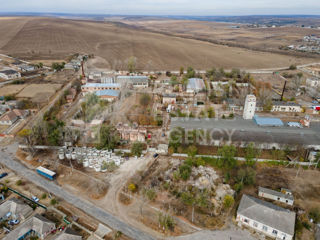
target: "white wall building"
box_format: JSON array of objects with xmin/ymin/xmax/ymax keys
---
[
  {"xmin": 237, "ymin": 194, "xmax": 295, "ymax": 240},
  {"xmin": 243, "ymin": 94, "xmax": 256, "ymax": 119},
  {"xmin": 258, "ymin": 187, "xmax": 294, "ymax": 206}
]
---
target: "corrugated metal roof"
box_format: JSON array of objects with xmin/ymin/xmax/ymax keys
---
[
  {"xmin": 81, "ymin": 83, "xmax": 121, "ymax": 88},
  {"xmin": 95, "ymin": 90, "xmax": 120, "ymax": 97},
  {"xmin": 253, "ymin": 115, "xmax": 284, "ymax": 126},
  {"xmin": 187, "ymin": 78, "xmax": 205, "ymax": 91}
]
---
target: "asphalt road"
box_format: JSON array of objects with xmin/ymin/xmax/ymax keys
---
[{"xmin": 0, "ymin": 145, "xmax": 155, "ymax": 240}]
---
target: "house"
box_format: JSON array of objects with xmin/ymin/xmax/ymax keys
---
[
  {"xmin": 162, "ymin": 93, "xmax": 176, "ymax": 104},
  {"xmin": 116, "ymin": 123, "xmax": 147, "ymax": 142},
  {"xmin": 116, "ymin": 76, "xmax": 149, "ymax": 88},
  {"xmin": 95, "ymin": 89, "xmax": 120, "ymax": 102},
  {"xmin": 306, "ymin": 78, "xmax": 320, "ymax": 87},
  {"xmin": 18, "ymin": 64, "xmax": 36, "ymax": 72},
  {"xmin": 81, "ymin": 83, "xmax": 121, "ymax": 94},
  {"xmin": 258, "ymin": 187, "xmax": 294, "ymax": 206},
  {"xmin": 187, "ymin": 78, "xmax": 205, "ymax": 93},
  {"xmin": 0, "ymin": 69, "xmax": 21, "ymax": 80},
  {"xmin": 237, "ymin": 194, "xmax": 295, "ymax": 240},
  {"xmin": 0, "ymin": 198, "xmax": 33, "ymax": 221},
  {"xmin": 3, "ymin": 214, "xmax": 56, "ymax": 240},
  {"xmin": 54, "ymin": 228, "xmax": 82, "ymax": 240},
  {"xmin": 0, "ymin": 111, "xmax": 19, "ymax": 125},
  {"xmin": 271, "ymin": 101, "xmax": 302, "ymax": 113}
]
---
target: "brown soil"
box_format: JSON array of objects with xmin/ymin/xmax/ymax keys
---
[{"xmin": 0, "ymin": 17, "xmax": 316, "ymax": 70}]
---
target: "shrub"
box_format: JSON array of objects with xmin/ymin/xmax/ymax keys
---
[
  {"xmin": 223, "ymin": 195, "xmax": 234, "ymax": 209},
  {"xmin": 41, "ymin": 193, "xmax": 47, "ymax": 199},
  {"xmin": 309, "ymin": 208, "xmax": 320, "ymax": 223},
  {"xmin": 50, "ymin": 198, "xmax": 58, "ymax": 205},
  {"xmin": 16, "ymin": 180, "xmax": 22, "ymax": 186}
]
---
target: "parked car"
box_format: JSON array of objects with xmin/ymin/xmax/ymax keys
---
[
  {"xmin": 0, "ymin": 172, "xmax": 8, "ymax": 179},
  {"xmin": 32, "ymin": 196, "xmax": 39, "ymax": 202},
  {"xmin": 8, "ymin": 219, "xmax": 19, "ymax": 225}
]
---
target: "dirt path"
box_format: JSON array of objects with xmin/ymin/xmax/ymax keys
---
[{"xmin": 95, "ymin": 154, "xmax": 165, "ymax": 238}]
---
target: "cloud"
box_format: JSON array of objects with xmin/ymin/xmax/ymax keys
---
[{"xmin": 0, "ymin": 0, "xmax": 320, "ymax": 15}]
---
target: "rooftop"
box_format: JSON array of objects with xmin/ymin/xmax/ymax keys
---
[
  {"xmin": 54, "ymin": 228, "xmax": 82, "ymax": 240},
  {"xmin": 0, "ymin": 69, "xmax": 18, "ymax": 75},
  {"xmin": 0, "ymin": 198, "xmax": 33, "ymax": 219},
  {"xmin": 253, "ymin": 115, "xmax": 284, "ymax": 127},
  {"xmin": 81, "ymin": 83, "xmax": 121, "ymax": 88},
  {"xmin": 238, "ymin": 194, "xmax": 296, "ymax": 236},
  {"xmin": 259, "ymin": 187, "xmax": 294, "ymax": 201},
  {"xmin": 187, "ymin": 78, "xmax": 205, "ymax": 91},
  {"xmin": 3, "ymin": 214, "xmax": 55, "ymax": 240},
  {"xmin": 95, "ymin": 89, "xmax": 120, "ymax": 97},
  {"xmin": 170, "ymin": 117, "xmax": 320, "ymax": 147}
]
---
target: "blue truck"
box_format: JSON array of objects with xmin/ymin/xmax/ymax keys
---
[{"xmin": 36, "ymin": 166, "xmax": 56, "ymax": 180}]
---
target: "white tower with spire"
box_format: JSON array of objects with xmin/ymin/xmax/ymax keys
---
[{"xmin": 243, "ymin": 94, "xmax": 256, "ymax": 120}]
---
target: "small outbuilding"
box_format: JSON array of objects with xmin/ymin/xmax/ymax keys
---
[{"xmin": 258, "ymin": 186, "xmax": 294, "ymax": 206}]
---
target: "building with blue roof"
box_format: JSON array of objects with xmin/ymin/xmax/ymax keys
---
[
  {"xmin": 253, "ymin": 115, "xmax": 284, "ymax": 127},
  {"xmin": 95, "ymin": 90, "xmax": 120, "ymax": 102}
]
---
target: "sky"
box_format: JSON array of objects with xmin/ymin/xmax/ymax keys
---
[{"xmin": 1, "ymin": 0, "xmax": 320, "ymax": 15}]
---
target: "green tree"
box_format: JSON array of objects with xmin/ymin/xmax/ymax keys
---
[
  {"xmin": 170, "ymin": 75, "xmax": 179, "ymax": 86},
  {"xmin": 186, "ymin": 67, "xmax": 195, "ymax": 78},
  {"xmin": 131, "ymin": 142, "xmax": 144, "ymax": 157},
  {"xmin": 179, "ymin": 163, "xmax": 192, "ymax": 181},
  {"xmin": 207, "ymin": 107, "xmax": 215, "ymax": 118},
  {"xmin": 217, "ymin": 145, "xmax": 237, "ymax": 169},
  {"xmin": 179, "ymin": 66, "xmax": 184, "ymax": 76},
  {"xmin": 158, "ymin": 212, "xmax": 175, "ymax": 231},
  {"xmin": 245, "ymin": 142, "xmax": 257, "ymax": 166},
  {"xmin": 97, "ymin": 125, "xmax": 119, "ymax": 150}
]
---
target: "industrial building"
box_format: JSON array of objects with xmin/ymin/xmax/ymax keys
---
[
  {"xmin": 95, "ymin": 89, "xmax": 120, "ymax": 102},
  {"xmin": 116, "ymin": 75, "xmax": 149, "ymax": 88},
  {"xmin": 170, "ymin": 117, "xmax": 320, "ymax": 150},
  {"xmin": 81, "ymin": 83, "xmax": 121, "ymax": 94}
]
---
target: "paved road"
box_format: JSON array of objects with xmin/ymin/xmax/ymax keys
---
[{"xmin": 0, "ymin": 144, "xmax": 155, "ymax": 240}]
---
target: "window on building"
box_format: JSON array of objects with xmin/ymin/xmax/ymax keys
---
[
  {"xmin": 277, "ymin": 197, "xmax": 280, "ymax": 200},
  {"xmin": 253, "ymin": 222, "xmax": 258, "ymax": 228},
  {"xmin": 272, "ymin": 229, "xmax": 278, "ymax": 235},
  {"xmin": 244, "ymin": 218, "xmax": 249, "ymax": 223},
  {"xmin": 262, "ymin": 225, "xmax": 268, "ymax": 231}
]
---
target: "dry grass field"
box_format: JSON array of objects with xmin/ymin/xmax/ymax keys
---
[
  {"xmin": 0, "ymin": 84, "xmax": 27, "ymax": 96},
  {"xmin": 16, "ymin": 83, "xmax": 62, "ymax": 102},
  {"xmin": 0, "ymin": 17, "xmax": 317, "ymax": 70},
  {"xmin": 119, "ymin": 18, "xmax": 320, "ymax": 55}
]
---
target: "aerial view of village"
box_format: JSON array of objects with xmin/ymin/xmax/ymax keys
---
[{"xmin": 0, "ymin": 1, "xmax": 320, "ymax": 240}]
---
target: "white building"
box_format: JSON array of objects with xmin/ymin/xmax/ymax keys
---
[
  {"xmin": 237, "ymin": 194, "xmax": 295, "ymax": 240},
  {"xmin": 306, "ymin": 78, "xmax": 320, "ymax": 87},
  {"xmin": 258, "ymin": 187, "xmax": 294, "ymax": 206},
  {"xmin": 243, "ymin": 94, "xmax": 256, "ymax": 119},
  {"xmin": 271, "ymin": 101, "xmax": 302, "ymax": 113},
  {"xmin": 0, "ymin": 69, "xmax": 21, "ymax": 80}
]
